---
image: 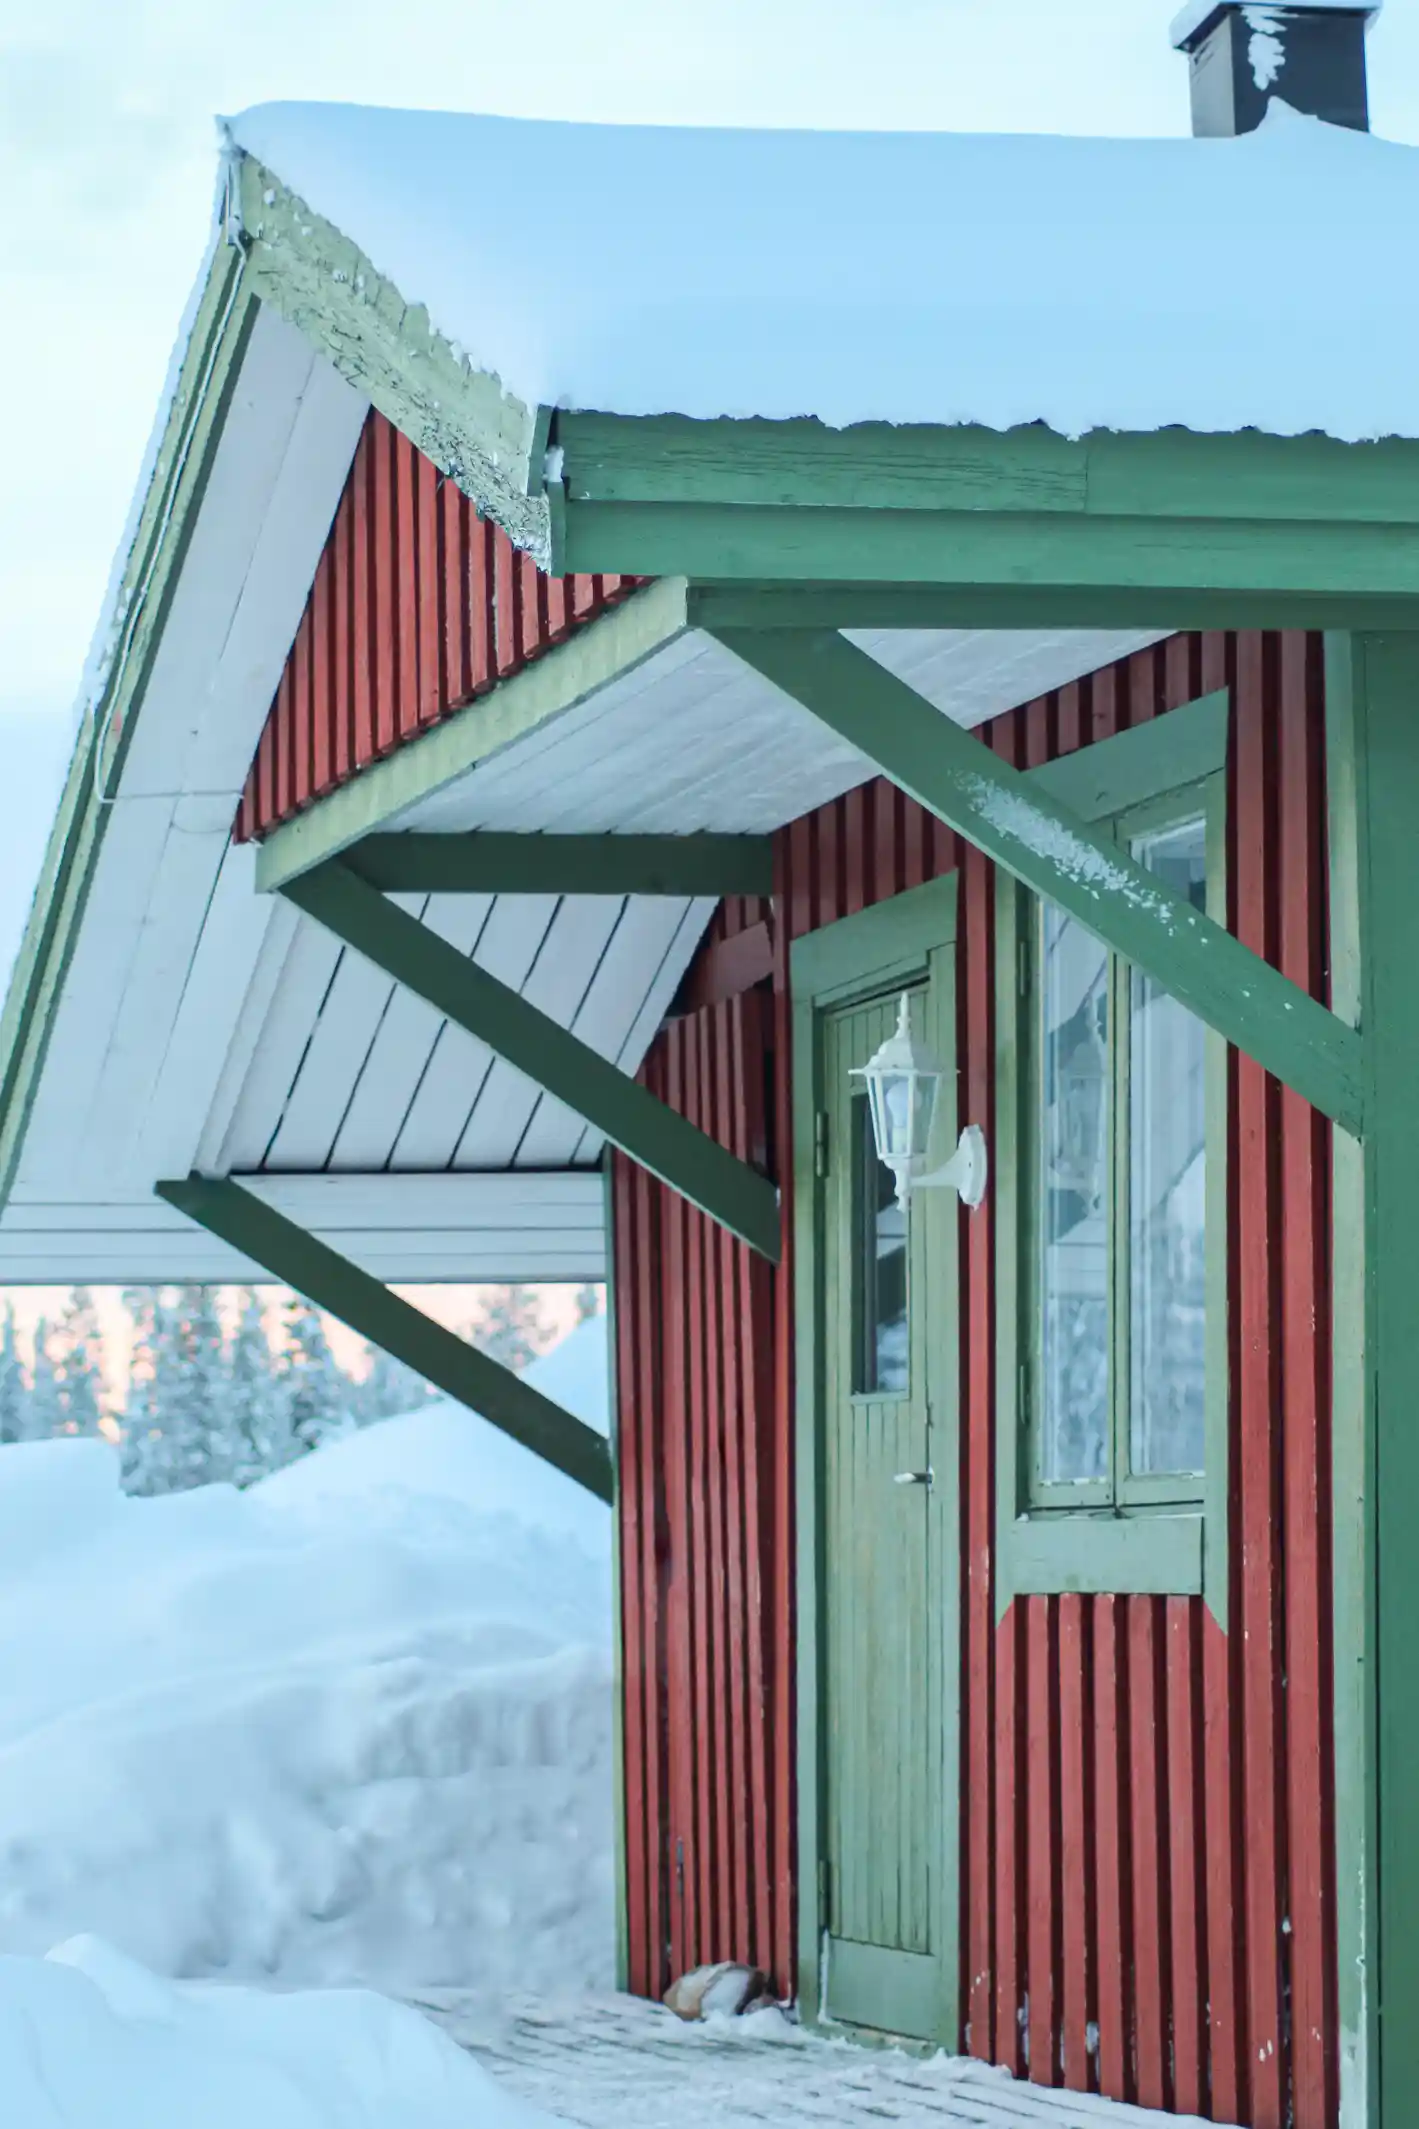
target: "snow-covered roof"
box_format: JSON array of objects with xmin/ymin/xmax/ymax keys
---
[{"xmin": 230, "ymin": 98, "xmax": 1419, "ymax": 444}]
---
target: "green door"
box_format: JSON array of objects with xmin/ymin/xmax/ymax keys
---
[{"xmin": 817, "ymin": 972, "xmax": 957, "ymax": 2044}]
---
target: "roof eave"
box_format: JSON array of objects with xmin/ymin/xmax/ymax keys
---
[{"xmin": 234, "ymin": 151, "xmax": 557, "ymax": 566}]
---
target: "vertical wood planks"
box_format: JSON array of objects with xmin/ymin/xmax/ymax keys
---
[
  {"xmin": 237, "ymin": 409, "xmax": 645, "ymax": 842},
  {"xmin": 610, "ymin": 630, "xmax": 1337, "ymax": 2128}
]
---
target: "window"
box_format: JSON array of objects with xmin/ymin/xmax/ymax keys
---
[{"xmin": 1030, "ymin": 783, "xmax": 1217, "ymax": 1513}]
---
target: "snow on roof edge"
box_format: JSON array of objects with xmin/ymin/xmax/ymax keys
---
[
  {"xmin": 226, "ymin": 99, "xmax": 1419, "ymax": 447},
  {"xmin": 1169, "ymin": 0, "xmax": 1381, "ymax": 50}
]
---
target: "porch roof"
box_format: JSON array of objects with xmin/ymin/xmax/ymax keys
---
[{"xmin": 230, "ymin": 96, "xmax": 1419, "ymax": 445}]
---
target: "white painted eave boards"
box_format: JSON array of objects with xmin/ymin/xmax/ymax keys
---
[{"xmin": 231, "ymin": 97, "xmax": 1419, "ymax": 442}]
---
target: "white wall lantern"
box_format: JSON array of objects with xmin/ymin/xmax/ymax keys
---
[{"xmin": 851, "ymin": 993, "xmax": 988, "ymax": 1213}]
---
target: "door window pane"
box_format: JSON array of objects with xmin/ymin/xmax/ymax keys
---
[
  {"xmin": 853, "ymin": 1093, "xmax": 909, "ymax": 1395},
  {"xmin": 1038, "ymin": 905, "xmax": 1110, "ymax": 1482},
  {"xmin": 1128, "ymin": 815, "xmax": 1207, "ymax": 1475}
]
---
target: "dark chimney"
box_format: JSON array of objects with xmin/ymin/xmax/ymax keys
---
[{"xmin": 1170, "ymin": 2, "xmax": 1380, "ymax": 136}]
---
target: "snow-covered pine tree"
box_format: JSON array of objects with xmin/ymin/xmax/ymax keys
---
[
  {"xmin": 227, "ymin": 1287, "xmax": 302, "ymax": 1484},
  {"xmin": 120, "ymin": 1288, "xmax": 164, "ymax": 1490},
  {"xmin": 123, "ymin": 1287, "xmax": 219, "ymax": 1494},
  {"xmin": 163, "ymin": 1285, "xmax": 234, "ymax": 1488},
  {"xmin": 469, "ymin": 1284, "xmax": 554, "ymax": 1373},
  {"xmin": 27, "ymin": 1318, "xmax": 64, "ymax": 1442},
  {"xmin": 0, "ymin": 1302, "xmax": 29, "ymax": 1443},
  {"xmin": 357, "ymin": 1344, "xmax": 439, "ymax": 1423},
  {"xmin": 573, "ymin": 1283, "xmax": 603, "ymax": 1325},
  {"xmin": 50, "ymin": 1286, "xmax": 107, "ymax": 1438},
  {"xmin": 279, "ymin": 1294, "xmax": 353, "ymax": 1452}
]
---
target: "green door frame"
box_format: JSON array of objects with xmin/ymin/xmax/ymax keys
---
[{"xmin": 791, "ymin": 874, "xmax": 962, "ymax": 2040}]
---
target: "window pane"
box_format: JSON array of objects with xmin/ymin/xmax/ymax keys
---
[
  {"xmin": 1129, "ymin": 815, "xmax": 1207, "ymax": 1477},
  {"xmin": 1039, "ymin": 905, "xmax": 1110, "ymax": 1483},
  {"xmin": 854, "ymin": 1094, "xmax": 909, "ymax": 1395}
]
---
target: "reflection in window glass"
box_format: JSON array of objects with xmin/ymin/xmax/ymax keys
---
[
  {"xmin": 854, "ymin": 1094, "xmax": 909, "ymax": 1395},
  {"xmin": 1039, "ymin": 906, "xmax": 1110, "ymax": 1483},
  {"xmin": 1129, "ymin": 816, "xmax": 1207, "ymax": 1475}
]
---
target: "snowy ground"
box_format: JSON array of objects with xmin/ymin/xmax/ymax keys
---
[{"xmin": 0, "ymin": 1317, "xmax": 613, "ymax": 2123}]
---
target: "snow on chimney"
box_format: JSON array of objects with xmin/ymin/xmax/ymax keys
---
[{"xmin": 1170, "ymin": 2, "xmax": 1381, "ymax": 135}]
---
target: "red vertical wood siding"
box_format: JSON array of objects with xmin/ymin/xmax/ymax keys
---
[
  {"xmin": 613, "ymin": 631, "xmax": 1336, "ymax": 2127},
  {"xmin": 235, "ymin": 408, "xmax": 644, "ymax": 842}
]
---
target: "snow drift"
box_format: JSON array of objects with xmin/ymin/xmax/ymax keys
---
[
  {"xmin": 0, "ymin": 1934, "xmax": 565, "ymax": 2129},
  {"xmin": 0, "ymin": 1316, "xmax": 615, "ymax": 2005}
]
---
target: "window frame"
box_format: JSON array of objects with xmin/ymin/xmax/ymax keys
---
[
  {"xmin": 1026, "ymin": 773, "xmax": 1223, "ymax": 1516},
  {"xmin": 994, "ymin": 689, "xmax": 1231, "ymax": 1621}
]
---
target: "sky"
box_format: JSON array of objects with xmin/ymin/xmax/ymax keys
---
[{"xmin": 0, "ymin": 0, "xmax": 1416, "ymax": 1355}]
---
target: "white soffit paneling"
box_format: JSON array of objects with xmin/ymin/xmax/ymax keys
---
[
  {"xmin": 0, "ymin": 1173, "xmax": 607, "ymax": 1284},
  {"xmin": 224, "ymin": 888, "xmax": 716, "ymax": 1182},
  {"xmin": 14, "ymin": 310, "xmax": 367, "ymax": 1198},
  {"xmin": 391, "ymin": 625, "xmax": 1169, "ymax": 837}
]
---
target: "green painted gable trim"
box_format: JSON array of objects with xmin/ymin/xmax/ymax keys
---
[
  {"xmin": 0, "ymin": 241, "xmax": 258, "ymax": 1209},
  {"xmin": 561, "ymin": 413, "xmax": 1419, "ymax": 525},
  {"xmin": 233, "ymin": 154, "xmax": 554, "ymax": 565}
]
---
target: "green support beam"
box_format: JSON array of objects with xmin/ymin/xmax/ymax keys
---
[
  {"xmin": 281, "ymin": 859, "xmax": 782, "ymax": 1262},
  {"xmin": 687, "ymin": 584, "xmax": 1419, "ymax": 635},
  {"xmin": 713, "ymin": 626, "xmax": 1364, "ymax": 1139},
  {"xmin": 155, "ymin": 1175, "xmax": 614, "ymax": 1501},
  {"xmin": 343, "ymin": 831, "xmax": 773, "ymax": 898}
]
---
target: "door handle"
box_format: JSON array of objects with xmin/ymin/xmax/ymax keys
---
[{"xmin": 893, "ymin": 1469, "xmax": 933, "ymax": 1487}]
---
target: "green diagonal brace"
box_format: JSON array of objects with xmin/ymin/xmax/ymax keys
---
[
  {"xmin": 156, "ymin": 1175, "xmax": 614, "ymax": 1501},
  {"xmin": 281, "ymin": 859, "xmax": 782, "ymax": 1261},
  {"xmin": 713, "ymin": 626, "xmax": 1364, "ymax": 1140}
]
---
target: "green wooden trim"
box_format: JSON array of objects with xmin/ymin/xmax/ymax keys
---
[
  {"xmin": 994, "ymin": 718, "xmax": 1230, "ymax": 1622},
  {"xmin": 602, "ymin": 1152, "xmax": 629, "ymax": 1994},
  {"xmin": 789, "ymin": 876, "xmax": 960, "ymax": 999},
  {"xmin": 571, "ymin": 504, "xmax": 1419, "ymax": 602},
  {"xmin": 791, "ymin": 984, "xmax": 826, "ymax": 2025},
  {"xmin": 687, "ymin": 586, "xmax": 1419, "ymax": 634},
  {"xmin": 253, "ymin": 578, "xmax": 691, "ymax": 892},
  {"xmin": 282, "ymin": 859, "xmax": 781, "ymax": 1262},
  {"xmin": 1002, "ymin": 1511, "xmax": 1204, "ymax": 1597},
  {"xmin": 1030, "ymin": 689, "xmax": 1228, "ymax": 824},
  {"xmin": 791, "ymin": 886, "xmax": 961, "ymax": 2037},
  {"xmin": 0, "ymin": 242, "xmax": 258, "ymax": 1209},
  {"xmin": 343, "ymin": 830, "xmax": 773, "ymax": 898},
  {"xmin": 719, "ymin": 628, "xmax": 1364, "ymax": 1138},
  {"xmin": 156, "ymin": 1174, "xmax": 614, "ymax": 1500},
  {"xmin": 1325, "ymin": 630, "xmax": 1375, "ymax": 2129},
  {"xmin": 236, "ymin": 154, "xmax": 551, "ymax": 564},
  {"xmin": 561, "ymin": 413, "xmax": 1419, "ymax": 527}
]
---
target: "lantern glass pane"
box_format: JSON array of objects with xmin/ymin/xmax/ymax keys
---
[
  {"xmin": 1038, "ymin": 901, "xmax": 1110, "ymax": 1484},
  {"xmin": 853, "ymin": 1094, "xmax": 909, "ymax": 1395}
]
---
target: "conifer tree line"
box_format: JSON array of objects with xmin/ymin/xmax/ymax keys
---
[{"xmin": 0, "ymin": 1281, "xmax": 602, "ymax": 1494}]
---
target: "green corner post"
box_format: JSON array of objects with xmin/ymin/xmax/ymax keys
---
[{"xmin": 1328, "ymin": 632, "xmax": 1419, "ymax": 2129}]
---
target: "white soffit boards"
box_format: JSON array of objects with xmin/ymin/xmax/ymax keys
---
[{"xmin": 393, "ymin": 625, "xmax": 1170, "ymax": 837}]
